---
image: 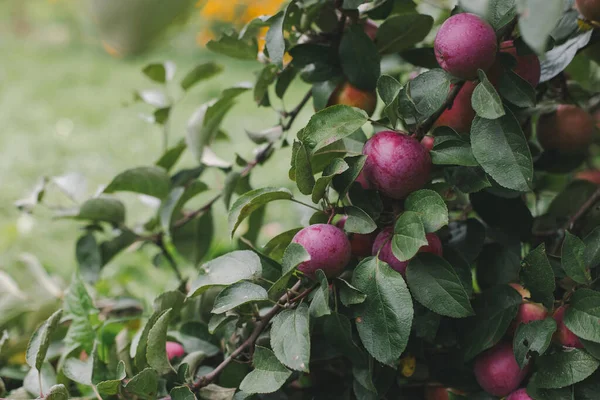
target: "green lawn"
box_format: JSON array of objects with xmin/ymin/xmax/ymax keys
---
[{"xmin": 0, "ymin": 3, "xmax": 313, "ymax": 300}]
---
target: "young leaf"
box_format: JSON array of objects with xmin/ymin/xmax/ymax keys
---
[
  {"xmin": 534, "ymin": 349, "xmax": 600, "ymax": 389},
  {"xmin": 124, "ymin": 368, "xmax": 159, "ymax": 399},
  {"xmin": 564, "ymin": 289, "xmax": 600, "ymax": 344},
  {"xmin": 298, "ymin": 105, "xmax": 368, "ymax": 153},
  {"xmin": 344, "ymin": 206, "xmax": 377, "ymax": 234},
  {"xmin": 181, "ymin": 62, "xmax": 223, "ymax": 91},
  {"xmin": 146, "ymin": 309, "xmax": 174, "ymax": 376},
  {"xmin": 228, "ymin": 187, "xmax": 293, "ymax": 237},
  {"xmin": 562, "ymin": 232, "xmax": 591, "ymax": 284},
  {"xmin": 104, "ymin": 166, "xmax": 171, "ymax": 199},
  {"xmin": 339, "ymin": 25, "xmax": 380, "ymax": 91},
  {"xmin": 238, "ymin": 346, "xmax": 292, "ymax": 394},
  {"xmin": 406, "ymin": 254, "xmax": 474, "ymax": 318},
  {"xmin": 471, "ymin": 70, "xmax": 505, "ymax": 119},
  {"xmin": 212, "ymin": 281, "xmax": 268, "ymax": 314},
  {"xmin": 471, "ymin": 109, "xmax": 533, "ymax": 192},
  {"xmin": 522, "ymin": 244, "xmax": 556, "ymax": 303},
  {"xmin": 270, "ymin": 304, "xmax": 311, "ymax": 372},
  {"xmin": 188, "ymin": 251, "xmax": 263, "ymax": 297},
  {"xmin": 513, "ymin": 318, "xmax": 557, "ymax": 369},
  {"xmin": 352, "ymin": 257, "xmax": 413, "ymax": 365},
  {"xmin": 392, "ymin": 211, "xmax": 428, "ymax": 262},
  {"xmin": 376, "ymin": 14, "xmax": 434, "ymax": 54},
  {"xmin": 404, "ymin": 189, "xmax": 449, "ymax": 233},
  {"xmin": 26, "ymin": 309, "xmax": 63, "ymax": 371},
  {"xmin": 309, "ymin": 270, "xmax": 331, "ymax": 318}
]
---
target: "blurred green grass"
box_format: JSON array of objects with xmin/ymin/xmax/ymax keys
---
[{"xmin": 0, "ymin": 1, "xmax": 313, "ymax": 299}]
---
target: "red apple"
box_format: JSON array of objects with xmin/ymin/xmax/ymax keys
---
[
  {"xmin": 552, "ymin": 305, "xmax": 584, "ymax": 348},
  {"xmin": 328, "ymin": 82, "xmax": 377, "ymax": 116}
]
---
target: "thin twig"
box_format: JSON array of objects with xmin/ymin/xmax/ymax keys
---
[
  {"xmin": 534, "ymin": 187, "xmax": 600, "ymax": 236},
  {"xmin": 283, "ymin": 90, "xmax": 313, "ymax": 131},
  {"xmin": 413, "ymin": 80, "xmax": 465, "ymax": 140},
  {"xmin": 155, "ymin": 236, "xmax": 184, "ymax": 289},
  {"xmin": 191, "ymin": 280, "xmax": 306, "ymax": 390}
]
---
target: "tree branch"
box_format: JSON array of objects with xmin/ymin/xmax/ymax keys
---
[
  {"xmin": 534, "ymin": 187, "xmax": 600, "ymax": 236},
  {"xmin": 413, "ymin": 80, "xmax": 465, "ymax": 140},
  {"xmin": 283, "ymin": 90, "xmax": 312, "ymax": 131},
  {"xmin": 191, "ymin": 280, "xmax": 306, "ymax": 390}
]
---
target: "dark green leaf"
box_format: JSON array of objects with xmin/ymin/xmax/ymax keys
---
[
  {"xmin": 96, "ymin": 361, "xmax": 126, "ymax": 395},
  {"xmin": 45, "ymin": 384, "xmax": 69, "ymax": 400},
  {"xmin": 322, "ymin": 313, "xmax": 365, "ymax": 364},
  {"xmin": 270, "ymin": 304, "xmax": 311, "ymax": 371},
  {"xmin": 188, "ymin": 251, "xmax": 262, "ymax": 297},
  {"xmin": 266, "ymin": 12, "xmax": 285, "ymax": 67},
  {"xmin": 562, "ymin": 232, "xmax": 591, "ymax": 284},
  {"xmin": 181, "ymin": 62, "xmax": 223, "ymax": 91},
  {"xmin": 344, "ymin": 206, "xmax": 377, "ymax": 234},
  {"xmin": 408, "ymin": 69, "xmax": 451, "ymax": 120},
  {"xmin": 376, "ymin": 14, "xmax": 434, "ymax": 54},
  {"xmin": 172, "ymin": 210, "xmax": 213, "ymax": 266},
  {"xmin": 104, "ymin": 166, "xmax": 171, "ymax": 199},
  {"xmin": 352, "ymin": 257, "xmax": 413, "ymax": 365},
  {"xmin": 498, "ymin": 70, "xmax": 536, "ymax": 108},
  {"xmin": 309, "ymin": 270, "xmax": 331, "ymax": 318},
  {"xmin": 208, "ymin": 314, "xmax": 237, "ymax": 335},
  {"xmin": 263, "ymin": 228, "xmax": 302, "ymax": 262},
  {"xmin": 124, "ymin": 368, "xmax": 159, "ymax": 399},
  {"xmin": 392, "ymin": 211, "xmax": 428, "ymax": 262},
  {"xmin": 153, "ymin": 291, "xmax": 185, "ymax": 315},
  {"xmin": 212, "ymin": 281, "xmax": 268, "ymax": 314},
  {"xmin": 143, "ymin": 62, "xmax": 174, "ymax": 83},
  {"xmin": 206, "ymin": 33, "xmax": 258, "ymax": 60},
  {"xmin": 61, "ymin": 197, "xmax": 126, "ymax": 225},
  {"xmin": 407, "ymin": 254, "xmax": 474, "ymax": 318},
  {"xmin": 339, "ymin": 25, "xmax": 380, "ymax": 90},
  {"xmin": 522, "ymin": 244, "xmax": 556, "ymax": 303},
  {"xmin": 476, "ymin": 243, "xmax": 521, "ymax": 290},
  {"xmin": 564, "ymin": 289, "xmax": 600, "ymax": 343},
  {"xmin": 75, "ymin": 233, "xmax": 101, "ymax": 283},
  {"xmin": 535, "ymin": 349, "xmax": 600, "ymax": 388},
  {"xmin": 312, "ymin": 158, "xmax": 348, "ymax": 203},
  {"xmin": 472, "ymin": 70, "xmax": 505, "ymax": 119},
  {"xmin": 404, "ymin": 189, "xmax": 449, "ymax": 232},
  {"xmin": 488, "ymin": 0, "xmax": 517, "ymax": 29},
  {"xmin": 377, "ymin": 75, "xmax": 401, "ymax": 125},
  {"xmin": 171, "ymin": 386, "xmax": 197, "ymax": 400},
  {"xmin": 239, "ymin": 346, "xmax": 291, "ymax": 394},
  {"xmin": 430, "ymin": 127, "xmax": 478, "ymax": 167},
  {"xmin": 337, "ymin": 278, "xmax": 367, "ymax": 306},
  {"xmin": 444, "ymin": 166, "xmax": 491, "ymax": 193},
  {"xmin": 276, "ymin": 67, "xmax": 297, "ymax": 99},
  {"xmin": 268, "ymin": 243, "xmax": 309, "ymax": 299},
  {"xmin": 26, "ymin": 309, "xmax": 63, "ymax": 370},
  {"xmin": 254, "ymin": 64, "xmax": 278, "ymax": 104},
  {"xmin": 470, "ymin": 191, "xmax": 533, "ymax": 241},
  {"xmin": 147, "ymin": 309, "xmax": 174, "ymax": 376},
  {"xmin": 294, "ymin": 141, "xmax": 315, "ymax": 196},
  {"xmin": 513, "ymin": 318, "xmax": 557, "ymax": 368},
  {"xmin": 228, "ymin": 187, "xmax": 293, "ymax": 237},
  {"xmin": 156, "ymin": 141, "xmax": 187, "ymax": 172},
  {"xmin": 584, "ymin": 227, "xmax": 600, "ymax": 269},
  {"xmin": 471, "ymin": 109, "xmax": 533, "ymax": 192},
  {"xmin": 332, "ymin": 155, "xmax": 367, "ymax": 198}
]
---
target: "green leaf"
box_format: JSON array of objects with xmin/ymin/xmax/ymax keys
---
[
  {"xmin": 60, "ymin": 197, "xmax": 125, "ymax": 225},
  {"xmin": 206, "ymin": 32, "xmax": 258, "ymax": 60},
  {"xmin": 407, "ymin": 69, "xmax": 451, "ymax": 120},
  {"xmin": 470, "ymin": 109, "xmax": 533, "ymax": 192},
  {"xmin": 513, "ymin": 318, "xmax": 557, "ymax": 369},
  {"xmin": 62, "ymin": 357, "xmax": 92, "ymax": 385},
  {"xmin": 143, "ymin": 62, "xmax": 174, "ymax": 83},
  {"xmin": 430, "ymin": 127, "xmax": 478, "ymax": 167},
  {"xmin": 212, "ymin": 281, "xmax": 268, "ymax": 314},
  {"xmin": 188, "ymin": 251, "xmax": 262, "ymax": 297},
  {"xmin": 462, "ymin": 285, "xmax": 522, "ymax": 360},
  {"xmin": 404, "ymin": 189, "xmax": 449, "ymax": 233},
  {"xmin": 339, "ymin": 25, "xmax": 380, "ymax": 90},
  {"xmin": 294, "ymin": 141, "xmax": 315, "ymax": 196},
  {"xmin": 312, "ymin": 79, "xmax": 339, "ymax": 111},
  {"xmin": 45, "ymin": 384, "xmax": 69, "ymax": 400},
  {"xmin": 245, "ymin": 126, "xmax": 283, "ymax": 145},
  {"xmin": 263, "ymin": 228, "xmax": 302, "ymax": 262},
  {"xmin": 268, "ymin": 243, "xmax": 309, "ymax": 299},
  {"xmin": 312, "ymin": 158, "xmax": 349, "ymax": 203},
  {"xmin": 309, "ymin": 270, "xmax": 331, "ymax": 318},
  {"xmin": 344, "ymin": 206, "xmax": 377, "ymax": 234},
  {"xmin": 352, "ymin": 257, "xmax": 413, "ymax": 365},
  {"xmin": 181, "ymin": 62, "xmax": 223, "ymax": 91},
  {"xmin": 322, "ymin": 312, "xmax": 365, "ymax": 364},
  {"xmin": 104, "ymin": 166, "xmax": 170, "ymax": 199},
  {"xmin": 26, "ymin": 309, "xmax": 63, "ymax": 370},
  {"xmin": 134, "ymin": 312, "xmax": 162, "ymax": 371},
  {"xmin": 136, "ymin": 89, "xmax": 169, "ymax": 108},
  {"xmin": 155, "ymin": 141, "xmax": 187, "ymax": 172},
  {"xmin": 471, "ymin": 70, "xmax": 505, "ymax": 119},
  {"xmin": 444, "ymin": 166, "xmax": 491, "ymax": 193},
  {"xmin": 270, "ymin": 303, "xmax": 311, "ymax": 372},
  {"xmin": 376, "ymin": 14, "xmax": 434, "ymax": 54},
  {"xmin": 377, "ymin": 75, "xmax": 402, "ymax": 125},
  {"xmin": 406, "ymin": 254, "xmax": 474, "ymax": 318},
  {"xmin": 517, "ymin": 0, "xmax": 564, "ymax": 54},
  {"xmin": 63, "ymin": 274, "xmax": 96, "ymax": 352},
  {"xmin": 124, "ymin": 368, "xmax": 159, "ymax": 399},
  {"xmin": 534, "ymin": 349, "xmax": 600, "ymax": 388},
  {"xmin": 23, "ymin": 362, "xmax": 56, "ymax": 396},
  {"xmin": 392, "ymin": 211, "xmax": 428, "ymax": 262},
  {"xmin": 228, "ymin": 187, "xmax": 293, "ymax": 237},
  {"xmin": 238, "ymin": 346, "xmax": 292, "ymax": 394},
  {"xmin": 498, "ymin": 70, "xmax": 536, "ymax": 108},
  {"xmin": 332, "ymin": 155, "xmax": 368, "ymax": 198},
  {"xmin": 172, "ymin": 210, "xmax": 214, "ymax": 266},
  {"xmin": 266, "ymin": 12, "xmax": 285, "ymax": 67},
  {"xmin": 198, "ymin": 384, "xmax": 235, "ymax": 400},
  {"xmin": 254, "ymin": 64, "xmax": 278, "ymax": 104},
  {"xmin": 75, "ymin": 233, "xmax": 101, "ymax": 283},
  {"xmin": 337, "ymin": 278, "xmax": 367, "ymax": 306},
  {"xmin": 562, "ymin": 232, "xmax": 591, "ymax": 284},
  {"xmin": 298, "ymin": 105, "xmax": 368, "ymax": 153},
  {"xmin": 146, "ymin": 309, "xmax": 174, "ymax": 376},
  {"xmin": 522, "ymin": 244, "xmax": 556, "ymax": 303},
  {"xmin": 488, "ymin": 0, "xmax": 517, "ymax": 29},
  {"xmin": 208, "ymin": 314, "xmax": 237, "ymax": 335},
  {"xmin": 584, "ymin": 227, "xmax": 600, "ymax": 268},
  {"xmin": 564, "ymin": 289, "xmax": 600, "ymax": 344},
  {"xmin": 476, "ymin": 243, "xmax": 521, "ymax": 291},
  {"xmin": 96, "ymin": 361, "xmax": 126, "ymax": 395},
  {"xmin": 171, "ymin": 386, "xmax": 197, "ymax": 400}
]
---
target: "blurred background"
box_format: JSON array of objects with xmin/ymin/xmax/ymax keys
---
[{"xmin": 0, "ymin": 0, "xmax": 317, "ymax": 309}]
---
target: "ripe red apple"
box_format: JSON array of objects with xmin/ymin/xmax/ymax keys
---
[
  {"xmin": 355, "ymin": 169, "xmax": 371, "ymax": 189},
  {"xmin": 336, "ymin": 217, "xmax": 378, "ymax": 258},
  {"xmin": 166, "ymin": 341, "xmax": 185, "ymax": 361},
  {"xmin": 292, "ymin": 224, "xmax": 351, "ymax": 278},
  {"xmin": 434, "ymin": 13, "xmax": 497, "ymax": 80},
  {"xmin": 372, "ymin": 229, "xmax": 443, "ymax": 275},
  {"xmin": 424, "ymin": 387, "xmax": 466, "ymax": 400},
  {"xmin": 474, "ymin": 342, "xmax": 530, "ymax": 397},
  {"xmin": 362, "ymin": 19, "xmax": 378, "ymax": 41},
  {"xmin": 537, "ymin": 105, "xmax": 594, "ymax": 154},
  {"xmin": 507, "ymin": 388, "xmax": 532, "ymax": 400},
  {"xmin": 433, "ymin": 81, "xmax": 477, "ymax": 134},
  {"xmin": 512, "ymin": 302, "xmax": 548, "ymax": 332},
  {"xmin": 362, "ymin": 131, "xmax": 431, "ymax": 199},
  {"xmin": 575, "ymin": 170, "xmax": 600, "ymax": 185},
  {"xmin": 489, "ymin": 41, "xmax": 541, "ymax": 87},
  {"xmin": 328, "ymin": 82, "xmax": 377, "ymax": 116},
  {"xmin": 577, "ymin": 0, "xmax": 600, "ymax": 21},
  {"xmin": 421, "ymin": 135, "xmax": 435, "ymax": 151},
  {"xmin": 552, "ymin": 305, "xmax": 584, "ymax": 348}
]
